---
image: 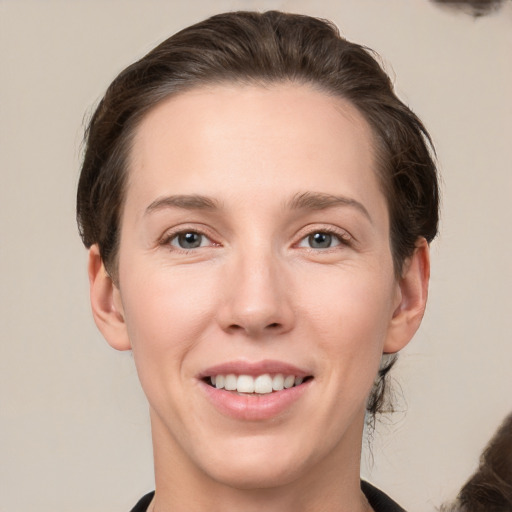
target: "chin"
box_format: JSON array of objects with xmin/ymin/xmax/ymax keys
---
[
  {"xmin": 199, "ymin": 438, "xmax": 313, "ymax": 490},
  {"xmin": 210, "ymin": 459, "xmax": 304, "ymax": 490}
]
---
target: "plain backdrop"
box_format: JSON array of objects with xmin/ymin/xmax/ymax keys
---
[{"xmin": 1, "ymin": 1, "xmax": 511, "ymax": 511}]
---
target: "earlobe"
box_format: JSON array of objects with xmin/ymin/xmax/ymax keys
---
[
  {"xmin": 88, "ymin": 245, "xmax": 131, "ymax": 351},
  {"xmin": 383, "ymin": 238, "xmax": 430, "ymax": 354}
]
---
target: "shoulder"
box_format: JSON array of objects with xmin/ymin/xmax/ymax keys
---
[{"xmin": 361, "ymin": 480, "xmax": 407, "ymax": 512}]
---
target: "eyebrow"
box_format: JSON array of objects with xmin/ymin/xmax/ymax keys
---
[
  {"xmin": 145, "ymin": 194, "xmax": 221, "ymax": 215},
  {"xmin": 144, "ymin": 191, "xmax": 372, "ymax": 222},
  {"xmin": 288, "ymin": 192, "xmax": 372, "ymax": 222}
]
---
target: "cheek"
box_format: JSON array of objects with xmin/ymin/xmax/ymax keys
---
[
  {"xmin": 301, "ymin": 264, "xmax": 396, "ymax": 381},
  {"xmin": 118, "ymin": 257, "xmax": 218, "ymax": 378},
  {"xmin": 301, "ymin": 262, "xmax": 395, "ymax": 336}
]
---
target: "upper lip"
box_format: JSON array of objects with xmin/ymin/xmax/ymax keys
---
[{"xmin": 199, "ymin": 359, "xmax": 311, "ymax": 379}]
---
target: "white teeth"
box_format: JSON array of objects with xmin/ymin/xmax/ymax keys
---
[
  {"xmin": 224, "ymin": 374, "xmax": 237, "ymax": 391},
  {"xmin": 283, "ymin": 375, "xmax": 295, "ymax": 389},
  {"xmin": 272, "ymin": 374, "xmax": 284, "ymax": 391},
  {"xmin": 215, "ymin": 375, "xmax": 225, "ymax": 389},
  {"xmin": 254, "ymin": 374, "xmax": 273, "ymax": 394},
  {"xmin": 237, "ymin": 375, "xmax": 255, "ymax": 393},
  {"xmin": 209, "ymin": 373, "xmax": 306, "ymax": 393}
]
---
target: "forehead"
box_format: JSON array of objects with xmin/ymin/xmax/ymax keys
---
[{"xmin": 126, "ymin": 83, "xmax": 383, "ymax": 217}]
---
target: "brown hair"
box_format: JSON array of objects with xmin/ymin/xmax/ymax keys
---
[
  {"xmin": 77, "ymin": 10, "xmax": 440, "ymax": 416},
  {"xmin": 441, "ymin": 413, "xmax": 512, "ymax": 512}
]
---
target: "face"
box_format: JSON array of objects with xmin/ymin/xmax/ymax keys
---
[{"xmin": 92, "ymin": 83, "xmax": 424, "ymax": 492}]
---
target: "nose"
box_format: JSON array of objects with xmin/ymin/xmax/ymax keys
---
[{"xmin": 216, "ymin": 247, "xmax": 295, "ymax": 338}]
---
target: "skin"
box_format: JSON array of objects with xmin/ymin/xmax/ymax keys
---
[{"xmin": 88, "ymin": 83, "xmax": 430, "ymax": 512}]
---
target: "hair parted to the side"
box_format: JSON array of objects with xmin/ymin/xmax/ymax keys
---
[{"xmin": 77, "ymin": 10, "xmax": 440, "ymax": 418}]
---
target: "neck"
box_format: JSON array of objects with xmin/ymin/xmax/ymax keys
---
[{"xmin": 149, "ymin": 408, "xmax": 372, "ymax": 512}]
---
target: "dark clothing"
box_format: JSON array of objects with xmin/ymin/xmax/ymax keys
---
[
  {"xmin": 130, "ymin": 481, "xmax": 406, "ymax": 511},
  {"xmin": 361, "ymin": 480, "xmax": 406, "ymax": 511},
  {"xmin": 130, "ymin": 491, "xmax": 154, "ymax": 512}
]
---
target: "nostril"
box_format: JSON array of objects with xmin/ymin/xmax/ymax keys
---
[{"xmin": 224, "ymin": 321, "xmax": 285, "ymax": 336}]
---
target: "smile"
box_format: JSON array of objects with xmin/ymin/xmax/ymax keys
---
[
  {"xmin": 199, "ymin": 361, "xmax": 314, "ymax": 420},
  {"xmin": 208, "ymin": 373, "xmax": 308, "ymax": 394}
]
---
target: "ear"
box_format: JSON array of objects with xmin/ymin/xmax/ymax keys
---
[
  {"xmin": 88, "ymin": 245, "xmax": 131, "ymax": 351},
  {"xmin": 383, "ymin": 238, "xmax": 430, "ymax": 354}
]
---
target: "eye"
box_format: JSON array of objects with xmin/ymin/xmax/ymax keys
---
[
  {"xmin": 297, "ymin": 230, "xmax": 345, "ymax": 249},
  {"xmin": 169, "ymin": 231, "xmax": 210, "ymax": 249}
]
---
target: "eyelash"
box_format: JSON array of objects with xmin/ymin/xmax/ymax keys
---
[
  {"xmin": 160, "ymin": 227, "xmax": 219, "ymax": 253},
  {"xmin": 159, "ymin": 226, "xmax": 352, "ymax": 253},
  {"xmin": 295, "ymin": 226, "xmax": 353, "ymax": 251}
]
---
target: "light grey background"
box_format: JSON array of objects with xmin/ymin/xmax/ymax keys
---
[{"xmin": 1, "ymin": 1, "xmax": 511, "ymax": 511}]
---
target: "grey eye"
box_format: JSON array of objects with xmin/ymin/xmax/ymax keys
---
[
  {"xmin": 175, "ymin": 232, "xmax": 204, "ymax": 249},
  {"xmin": 308, "ymin": 232, "xmax": 333, "ymax": 248}
]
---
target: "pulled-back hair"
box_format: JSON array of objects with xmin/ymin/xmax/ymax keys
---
[{"xmin": 77, "ymin": 10, "xmax": 439, "ymax": 417}]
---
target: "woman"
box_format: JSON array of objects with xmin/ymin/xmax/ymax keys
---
[{"xmin": 77, "ymin": 11, "xmax": 439, "ymax": 512}]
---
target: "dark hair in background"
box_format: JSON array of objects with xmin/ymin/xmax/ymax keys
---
[
  {"xmin": 76, "ymin": 10, "xmax": 440, "ymax": 418},
  {"xmin": 441, "ymin": 413, "xmax": 512, "ymax": 512}
]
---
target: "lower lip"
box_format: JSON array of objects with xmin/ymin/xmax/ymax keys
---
[{"xmin": 199, "ymin": 380, "xmax": 311, "ymax": 421}]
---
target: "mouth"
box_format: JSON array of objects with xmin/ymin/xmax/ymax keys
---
[
  {"xmin": 204, "ymin": 373, "xmax": 313, "ymax": 395},
  {"xmin": 199, "ymin": 361, "xmax": 313, "ymax": 420}
]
